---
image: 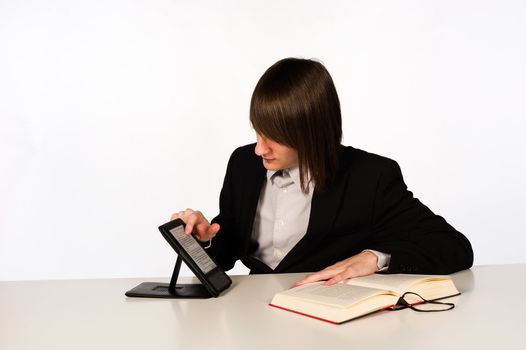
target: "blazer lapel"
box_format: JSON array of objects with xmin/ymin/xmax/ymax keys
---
[
  {"xmin": 239, "ymin": 157, "xmax": 267, "ymax": 257},
  {"xmin": 275, "ymin": 149, "xmax": 352, "ymax": 272},
  {"xmin": 274, "ymin": 184, "xmax": 348, "ymax": 272}
]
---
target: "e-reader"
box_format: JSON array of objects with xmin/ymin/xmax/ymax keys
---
[
  {"xmin": 125, "ymin": 219, "xmax": 231, "ymax": 299},
  {"xmin": 158, "ymin": 218, "xmax": 232, "ymax": 297}
]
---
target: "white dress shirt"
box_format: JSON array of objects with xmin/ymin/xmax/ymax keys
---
[{"xmin": 251, "ymin": 167, "xmax": 313, "ymax": 269}]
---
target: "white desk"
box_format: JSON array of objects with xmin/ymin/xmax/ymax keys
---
[{"xmin": 1, "ymin": 264, "xmax": 525, "ymax": 350}]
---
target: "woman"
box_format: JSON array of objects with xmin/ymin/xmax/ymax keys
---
[{"xmin": 172, "ymin": 58, "xmax": 473, "ymax": 286}]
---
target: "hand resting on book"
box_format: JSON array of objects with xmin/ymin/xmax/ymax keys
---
[{"xmin": 293, "ymin": 251, "xmax": 379, "ymax": 287}]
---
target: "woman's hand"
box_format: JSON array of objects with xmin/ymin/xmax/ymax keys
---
[
  {"xmin": 170, "ymin": 208, "xmax": 220, "ymax": 242},
  {"xmin": 292, "ymin": 251, "xmax": 379, "ymax": 287}
]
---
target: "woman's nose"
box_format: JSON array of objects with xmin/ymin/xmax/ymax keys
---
[{"xmin": 255, "ymin": 135, "xmax": 270, "ymax": 156}]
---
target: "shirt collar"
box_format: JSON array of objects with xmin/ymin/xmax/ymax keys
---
[
  {"xmin": 266, "ymin": 166, "xmax": 306, "ymax": 191},
  {"xmin": 287, "ymin": 167, "xmax": 302, "ymax": 188}
]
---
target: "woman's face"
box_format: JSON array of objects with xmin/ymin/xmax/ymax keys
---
[{"xmin": 255, "ymin": 133, "xmax": 298, "ymax": 170}]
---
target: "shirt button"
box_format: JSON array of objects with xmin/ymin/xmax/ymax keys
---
[
  {"xmin": 275, "ymin": 249, "xmax": 283, "ymax": 258},
  {"xmin": 282, "ymin": 188, "xmax": 288, "ymax": 193}
]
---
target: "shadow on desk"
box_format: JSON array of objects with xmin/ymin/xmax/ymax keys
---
[{"xmin": 451, "ymin": 268, "xmax": 475, "ymax": 293}]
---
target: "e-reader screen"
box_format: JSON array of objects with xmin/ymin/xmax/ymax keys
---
[{"xmin": 169, "ymin": 225, "xmax": 217, "ymax": 274}]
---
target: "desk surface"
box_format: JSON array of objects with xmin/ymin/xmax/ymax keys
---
[{"xmin": 1, "ymin": 264, "xmax": 525, "ymax": 350}]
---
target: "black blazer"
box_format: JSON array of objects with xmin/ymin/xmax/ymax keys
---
[{"xmin": 209, "ymin": 144, "xmax": 473, "ymax": 275}]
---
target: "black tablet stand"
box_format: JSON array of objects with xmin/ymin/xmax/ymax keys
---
[{"xmin": 125, "ymin": 255, "xmax": 212, "ymax": 299}]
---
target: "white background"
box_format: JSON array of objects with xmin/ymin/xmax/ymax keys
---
[{"xmin": 1, "ymin": 0, "xmax": 525, "ymax": 281}]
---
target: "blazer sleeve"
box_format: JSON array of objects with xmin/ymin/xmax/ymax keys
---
[
  {"xmin": 370, "ymin": 159, "xmax": 474, "ymax": 274},
  {"xmin": 207, "ymin": 150, "xmax": 241, "ymax": 271}
]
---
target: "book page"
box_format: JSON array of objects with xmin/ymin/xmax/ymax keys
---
[
  {"xmin": 346, "ymin": 274, "xmax": 450, "ymax": 295},
  {"xmin": 281, "ymin": 282, "xmax": 391, "ymax": 308}
]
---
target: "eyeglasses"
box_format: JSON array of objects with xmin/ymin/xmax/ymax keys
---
[{"xmin": 389, "ymin": 292, "xmax": 455, "ymax": 313}]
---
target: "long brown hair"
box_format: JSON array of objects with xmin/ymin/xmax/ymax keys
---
[{"xmin": 250, "ymin": 58, "xmax": 342, "ymax": 192}]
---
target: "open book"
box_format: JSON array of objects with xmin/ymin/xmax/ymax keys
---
[{"xmin": 269, "ymin": 274, "xmax": 460, "ymax": 324}]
